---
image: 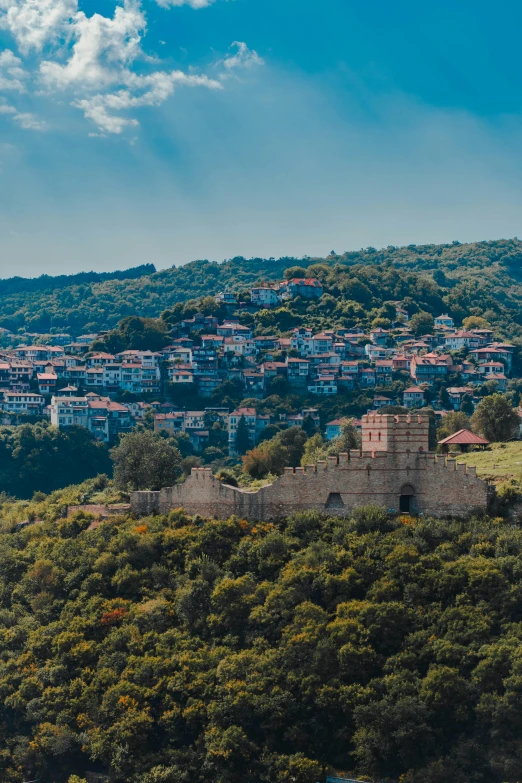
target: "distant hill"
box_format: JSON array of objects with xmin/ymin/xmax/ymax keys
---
[
  {"xmin": 0, "ymin": 263, "xmax": 156, "ymax": 295},
  {"xmin": 1, "ymin": 238, "xmax": 522, "ymax": 336}
]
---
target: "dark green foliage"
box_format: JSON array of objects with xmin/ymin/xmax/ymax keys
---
[
  {"xmin": 0, "ymin": 507, "xmax": 522, "ymax": 781},
  {"xmin": 472, "ymin": 394, "xmax": 521, "ymax": 442},
  {"xmin": 90, "ymin": 316, "xmax": 170, "ymax": 353},
  {"xmin": 0, "ymin": 423, "xmax": 111, "ymax": 499},
  {"xmin": 4, "ymin": 240, "xmax": 522, "ymax": 337},
  {"xmin": 410, "ymin": 310, "xmax": 435, "ymax": 336},
  {"xmin": 234, "ymin": 415, "xmax": 250, "ymax": 456},
  {"xmin": 0, "ymin": 264, "xmax": 155, "ymax": 295},
  {"xmin": 110, "ymin": 430, "xmax": 182, "ymax": 490},
  {"xmin": 277, "ymin": 426, "xmax": 308, "ymax": 466}
]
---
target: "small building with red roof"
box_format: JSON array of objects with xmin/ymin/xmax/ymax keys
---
[{"xmin": 438, "ymin": 429, "xmax": 490, "ymax": 452}]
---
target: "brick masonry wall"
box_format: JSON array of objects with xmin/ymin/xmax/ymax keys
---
[
  {"xmin": 131, "ymin": 452, "xmax": 489, "ymax": 521},
  {"xmin": 361, "ymin": 413, "xmax": 430, "ymax": 454}
]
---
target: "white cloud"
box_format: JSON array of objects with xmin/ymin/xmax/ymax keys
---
[
  {"xmin": 13, "ymin": 110, "xmax": 47, "ymax": 129},
  {"xmin": 222, "ymin": 41, "xmax": 264, "ymax": 71},
  {"xmin": 75, "ymin": 69, "xmax": 223, "ymax": 133},
  {"xmin": 0, "ymin": 100, "xmax": 46, "ymax": 129},
  {"xmin": 0, "ymin": 0, "xmax": 76, "ymax": 53},
  {"xmin": 40, "ymin": 0, "xmax": 145, "ymax": 89},
  {"xmin": 0, "ymin": 0, "xmax": 263, "ymax": 135},
  {"xmin": 0, "ymin": 49, "xmax": 28, "ymax": 91},
  {"xmin": 155, "ymin": 0, "xmax": 216, "ymax": 8}
]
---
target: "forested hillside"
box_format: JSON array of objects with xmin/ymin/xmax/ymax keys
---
[
  {"xmin": 0, "ymin": 495, "xmax": 521, "ymax": 783},
  {"xmin": 2, "ymin": 238, "xmax": 522, "ymax": 336},
  {"xmin": 0, "ymin": 257, "xmax": 297, "ymax": 334}
]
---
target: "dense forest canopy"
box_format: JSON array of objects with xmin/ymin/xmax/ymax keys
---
[
  {"xmin": 0, "ymin": 424, "xmax": 112, "ymax": 499},
  {"xmin": 2, "ymin": 238, "xmax": 522, "ymax": 336},
  {"xmin": 0, "ymin": 497, "xmax": 521, "ymax": 783},
  {"xmin": 0, "ymin": 265, "xmax": 155, "ymax": 297}
]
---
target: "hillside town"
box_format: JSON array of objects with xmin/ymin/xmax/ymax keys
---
[{"xmin": 0, "ymin": 276, "xmax": 518, "ymax": 455}]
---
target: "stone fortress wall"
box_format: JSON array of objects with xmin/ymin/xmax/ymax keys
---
[{"xmin": 131, "ymin": 413, "xmax": 491, "ymax": 520}]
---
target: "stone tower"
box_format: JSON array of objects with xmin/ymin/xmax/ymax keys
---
[{"xmin": 361, "ymin": 413, "xmax": 430, "ymax": 454}]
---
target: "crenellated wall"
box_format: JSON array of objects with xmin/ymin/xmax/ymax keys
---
[
  {"xmin": 131, "ymin": 414, "xmax": 490, "ymax": 520},
  {"xmin": 131, "ymin": 449, "xmax": 490, "ymax": 521}
]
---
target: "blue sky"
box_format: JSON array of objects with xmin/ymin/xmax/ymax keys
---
[{"xmin": 1, "ymin": 0, "xmax": 522, "ymax": 276}]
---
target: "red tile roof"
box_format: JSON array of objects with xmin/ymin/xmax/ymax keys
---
[{"xmin": 438, "ymin": 429, "xmax": 490, "ymax": 446}]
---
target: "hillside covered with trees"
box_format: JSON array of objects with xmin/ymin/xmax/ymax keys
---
[
  {"xmin": 0, "ymin": 493, "xmax": 521, "ymax": 783},
  {"xmin": 2, "ymin": 238, "xmax": 522, "ymax": 337}
]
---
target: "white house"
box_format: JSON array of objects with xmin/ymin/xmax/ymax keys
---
[
  {"xmin": 403, "ymin": 386, "xmax": 425, "ymax": 408},
  {"xmin": 250, "ymin": 287, "xmax": 281, "ymax": 308},
  {"xmin": 434, "ymin": 314, "xmax": 454, "ymax": 328},
  {"xmin": 1, "ymin": 392, "xmax": 45, "ymax": 414}
]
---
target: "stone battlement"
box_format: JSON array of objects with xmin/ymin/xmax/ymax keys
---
[
  {"xmin": 131, "ymin": 414, "xmax": 490, "ymax": 521},
  {"xmin": 131, "ymin": 445, "xmax": 490, "ymax": 522}
]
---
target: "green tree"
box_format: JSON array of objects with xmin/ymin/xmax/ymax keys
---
[
  {"xmin": 181, "ymin": 456, "xmax": 202, "ymax": 477},
  {"xmin": 111, "ymin": 430, "xmax": 182, "ymax": 490},
  {"xmin": 437, "ymin": 411, "xmax": 470, "ymax": 442},
  {"xmin": 277, "ymin": 427, "xmax": 308, "ymax": 467},
  {"xmin": 235, "ymin": 415, "xmax": 251, "ymax": 456},
  {"xmin": 91, "ymin": 315, "xmax": 170, "ymax": 353},
  {"xmin": 302, "ymin": 414, "xmax": 317, "ymax": 437},
  {"xmin": 460, "ymin": 394, "xmax": 475, "ymax": 416},
  {"xmin": 242, "ymin": 439, "xmax": 290, "ymax": 479},
  {"xmin": 462, "ymin": 315, "xmax": 490, "ymax": 330},
  {"xmin": 0, "ymin": 423, "xmax": 111, "ymax": 499},
  {"xmin": 410, "ymin": 311, "xmax": 435, "ymax": 336},
  {"xmin": 328, "ymin": 419, "xmax": 361, "ymax": 453},
  {"xmin": 439, "ymin": 385, "xmax": 451, "ymax": 409},
  {"xmin": 284, "ymin": 265, "xmax": 308, "ymax": 279},
  {"xmin": 472, "ymin": 394, "xmax": 520, "ymax": 442},
  {"xmin": 371, "ymin": 317, "xmax": 392, "ymax": 329},
  {"xmin": 300, "ymin": 433, "xmax": 327, "ymax": 467}
]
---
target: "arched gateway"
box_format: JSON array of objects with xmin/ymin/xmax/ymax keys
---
[{"xmin": 399, "ymin": 483, "xmax": 415, "ymax": 513}]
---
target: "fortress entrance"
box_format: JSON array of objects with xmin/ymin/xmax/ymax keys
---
[
  {"xmin": 326, "ymin": 492, "xmax": 345, "ymax": 510},
  {"xmin": 399, "ymin": 484, "xmax": 415, "ymax": 513}
]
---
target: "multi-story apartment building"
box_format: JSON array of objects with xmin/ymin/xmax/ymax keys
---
[
  {"xmin": 37, "ymin": 372, "xmax": 58, "ymax": 395},
  {"xmin": 410, "ymin": 355, "xmax": 451, "ymax": 385},
  {"xmin": 250, "ymin": 287, "xmax": 281, "ymax": 307},
  {"xmin": 50, "ymin": 395, "xmax": 133, "ymax": 442},
  {"xmin": 1, "ymin": 392, "xmax": 45, "ymax": 414},
  {"xmin": 307, "ymin": 374, "xmax": 338, "ymax": 395}
]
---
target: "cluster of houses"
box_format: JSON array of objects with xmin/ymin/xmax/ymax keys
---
[
  {"xmin": 155, "ymin": 406, "xmax": 321, "ymax": 455},
  {"xmin": 216, "ymin": 276, "xmax": 324, "ymax": 308},
  {"xmin": 163, "ymin": 309, "xmax": 514, "ymax": 409},
  {"xmin": 0, "ymin": 296, "xmax": 517, "ymax": 453},
  {"xmin": 0, "ymin": 342, "xmax": 162, "ymax": 413}
]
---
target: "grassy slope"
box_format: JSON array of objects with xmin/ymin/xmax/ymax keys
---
[{"xmin": 457, "ymin": 442, "xmax": 522, "ymax": 485}]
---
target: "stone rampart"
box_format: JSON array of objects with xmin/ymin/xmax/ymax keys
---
[{"xmin": 131, "ymin": 450, "xmax": 490, "ymax": 521}]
